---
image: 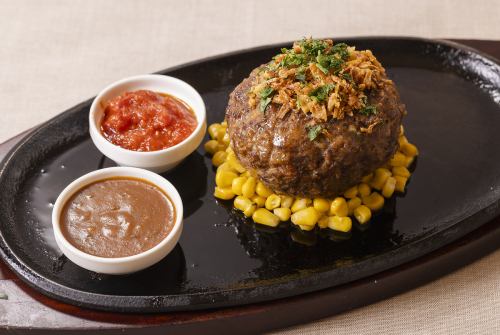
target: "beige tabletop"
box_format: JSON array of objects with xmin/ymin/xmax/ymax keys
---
[{"xmin": 1, "ymin": 0, "xmax": 500, "ymax": 333}]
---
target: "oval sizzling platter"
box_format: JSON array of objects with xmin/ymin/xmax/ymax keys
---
[{"xmin": 0, "ymin": 37, "xmax": 499, "ymax": 313}]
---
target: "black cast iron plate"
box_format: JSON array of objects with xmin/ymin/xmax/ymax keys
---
[{"xmin": 0, "ymin": 37, "xmax": 499, "ymax": 312}]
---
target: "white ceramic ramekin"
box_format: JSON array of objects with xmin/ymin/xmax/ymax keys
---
[
  {"xmin": 52, "ymin": 167, "xmax": 183, "ymax": 275},
  {"xmin": 89, "ymin": 74, "xmax": 206, "ymax": 173}
]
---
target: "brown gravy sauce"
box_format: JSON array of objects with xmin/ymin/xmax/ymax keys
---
[{"xmin": 61, "ymin": 177, "xmax": 175, "ymax": 258}]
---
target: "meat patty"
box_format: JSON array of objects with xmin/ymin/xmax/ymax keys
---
[{"xmin": 225, "ymin": 68, "xmax": 405, "ymax": 198}]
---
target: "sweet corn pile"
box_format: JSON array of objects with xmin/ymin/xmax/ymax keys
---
[{"xmin": 205, "ymin": 121, "xmax": 418, "ymax": 234}]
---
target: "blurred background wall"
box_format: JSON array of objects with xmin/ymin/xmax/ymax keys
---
[{"xmin": 1, "ymin": 0, "xmax": 499, "ymax": 142}]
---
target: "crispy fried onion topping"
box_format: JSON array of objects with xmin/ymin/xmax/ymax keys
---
[{"xmin": 248, "ymin": 38, "xmax": 388, "ymax": 121}]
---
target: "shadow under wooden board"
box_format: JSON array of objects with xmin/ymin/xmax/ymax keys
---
[{"xmin": 0, "ymin": 38, "xmax": 500, "ymax": 334}]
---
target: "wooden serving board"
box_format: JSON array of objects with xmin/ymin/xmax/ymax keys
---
[{"xmin": 1, "ymin": 39, "xmax": 500, "ymax": 334}]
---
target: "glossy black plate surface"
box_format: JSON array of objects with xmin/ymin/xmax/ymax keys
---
[{"xmin": 0, "ymin": 38, "xmax": 500, "ymax": 313}]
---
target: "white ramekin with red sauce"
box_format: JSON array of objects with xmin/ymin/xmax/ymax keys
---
[{"xmin": 89, "ymin": 74, "xmax": 207, "ymax": 173}]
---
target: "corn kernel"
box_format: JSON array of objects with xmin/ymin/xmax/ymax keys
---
[
  {"xmin": 400, "ymin": 142, "xmax": 418, "ymax": 157},
  {"xmin": 291, "ymin": 207, "xmax": 320, "ymax": 226},
  {"xmin": 204, "ymin": 140, "xmax": 222, "ymax": 155},
  {"xmin": 281, "ymin": 195, "xmax": 294, "ymax": 209},
  {"xmin": 217, "ymin": 162, "xmax": 236, "ymax": 173},
  {"xmin": 329, "ymin": 197, "xmax": 348, "ymax": 217},
  {"xmin": 208, "ymin": 123, "xmax": 224, "ymax": 141},
  {"xmin": 210, "ymin": 127, "xmax": 223, "ymax": 143},
  {"xmin": 225, "ymin": 145, "xmax": 234, "ymax": 154},
  {"xmin": 362, "ymin": 192, "xmax": 385, "ymax": 211},
  {"xmin": 221, "ymin": 120, "xmax": 228, "ymax": 127},
  {"xmin": 382, "ymin": 176, "xmax": 396, "ymax": 198},
  {"xmin": 252, "ymin": 208, "xmax": 280, "ymax": 227},
  {"xmin": 212, "ymin": 151, "xmax": 227, "ymax": 167},
  {"xmin": 265, "ymin": 194, "xmax": 281, "ymax": 210},
  {"xmin": 256, "ymin": 182, "xmax": 273, "ymax": 198},
  {"xmin": 273, "ymin": 207, "xmax": 291, "ymax": 221},
  {"xmin": 251, "ymin": 195, "xmax": 266, "ymax": 207},
  {"xmin": 358, "ymin": 183, "xmax": 371, "ymax": 197},
  {"xmin": 361, "ymin": 173, "xmax": 373, "ymax": 183},
  {"xmin": 347, "ymin": 197, "xmax": 362, "ymax": 215},
  {"xmin": 215, "ymin": 170, "xmax": 238, "ymax": 188},
  {"xmin": 214, "ymin": 187, "xmax": 235, "ymax": 200},
  {"xmin": 392, "ymin": 166, "xmax": 410, "ymax": 178},
  {"xmin": 208, "ymin": 123, "xmax": 220, "ymax": 138},
  {"xmin": 354, "ymin": 205, "xmax": 372, "ymax": 224},
  {"xmin": 291, "ymin": 198, "xmax": 311, "ymax": 213},
  {"xmin": 389, "ymin": 152, "xmax": 407, "ymax": 167},
  {"xmin": 343, "ymin": 186, "xmax": 358, "ymax": 199},
  {"xmin": 221, "ymin": 132, "xmax": 231, "ymax": 146},
  {"xmin": 231, "ymin": 176, "xmax": 247, "ymax": 195},
  {"xmin": 243, "ymin": 204, "xmax": 256, "ymax": 217},
  {"xmin": 394, "ymin": 175, "xmax": 408, "ymax": 192},
  {"xmin": 318, "ymin": 216, "xmax": 329, "ymax": 229},
  {"xmin": 233, "ymin": 196, "xmax": 253, "ymax": 212},
  {"xmin": 327, "ymin": 216, "xmax": 352, "ymax": 233},
  {"xmin": 405, "ymin": 155, "xmax": 415, "ymax": 168},
  {"xmin": 242, "ymin": 177, "xmax": 257, "ymax": 198},
  {"xmin": 370, "ymin": 168, "xmax": 392, "ymax": 190},
  {"xmin": 299, "ymin": 224, "xmax": 315, "ymax": 231},
  {"xmin": 227, "ymin": 152, "xmax": 246, "ymax": 173},
  {"xmin": 398, "ymin": 135, "xmax": 408, "ymax": 147},
  {"xmin": 313, "ymin": 198, "xmax": 330, "ymax": 213}
]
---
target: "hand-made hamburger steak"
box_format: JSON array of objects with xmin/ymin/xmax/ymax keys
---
[
  {"xmin": 225, "ymin": 38, "xmax": 405, "ymax": 198},
  {"xmin": 205, "ymin": 38, "xmax": 418, "ymax": 233}
]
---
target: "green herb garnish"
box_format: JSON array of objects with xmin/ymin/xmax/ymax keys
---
[
  {"xmin": 295, "ymin": 67, "xmax": 307, "ymax": 82},
  {"xmin": 359, "ymin": 105, "xmax": 377, "ymax": 115},
  {"xmin": 309, "ymin": 83, "xmax": 335, "ymax": 102},
  {"xmin": 298, "ymin": 38, "xmax": 329, "ymax": 56},
  {"xmin": 342, "ymin": 73, "xmax": 353, "ymax": 83},
  {"xmin": 332, "ymin": 43, "xmax": 350, "ymax": 61},
  {"xmin": 307, "ymin": 124, "xmax": 323, "ymax": 141},
  {"xmin": 316, "ymin": 53, "xmax": 344, "ymax": 74},
  {"xmin": 284, "ymin": 53, "xmax": 306, "ymax": 67},
  {"xmin": 260, "ymin": 97, "xmax": 272, "ymax": 113},
  {"xmin": 260, "ymin": 87, "xmax": 274, "ymax": 99},
  {"xmin": 271, "ymin": 39, "xmax": 350, "ymax": 79},
  {"xmin": 259, "ymin": 87, "xmax": 275, "ymax": 113}
]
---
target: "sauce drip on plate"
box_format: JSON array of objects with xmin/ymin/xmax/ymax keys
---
[
  {"xmin": 100, "ymin": 90, "xmax": 197, "ymax": 151},
  {"xmin": 60, "ymin": 177, "xmax": 175, "ymax": 258}
]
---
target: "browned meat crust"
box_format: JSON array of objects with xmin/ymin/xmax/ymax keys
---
[{"xmin": 225, "ymin": 68, "xmax": 405, "ymax": 198}]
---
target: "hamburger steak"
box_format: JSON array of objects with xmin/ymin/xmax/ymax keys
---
[{"xmin": 225, "ymin": 39, "xmax": 405, "ymax": 198}]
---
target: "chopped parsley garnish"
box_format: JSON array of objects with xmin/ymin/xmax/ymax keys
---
[
  {"xmin": 306, "ymin": 125, "xmax": 323, "ymax": 141},
  {"xmin": 332, "ymin": 43, "xmax": 350, "ymax": 61},
  {"xmin": 260, "ymin": 98, "xmax": 272, "ymax": 112},
  {"xmin": 259, "ymin": 86, "xmax": 275, "ymax": 113},
  {"xmin": 272, "ymin": 39, "xmax": 350, "ymax": 77},
  {"xmin": 309, "ymin": 84, "xmax": 335, "ymax": 102},
  {"xmin": 298, "ymin": 38, "xmax": 329, "ymax": 56},
  {"xmin": 248, "ymin": 38, "xmax": 386, "ymax": 123},
  {"xmin": 316, "ymin": 53, "xmax": 344, "ymax": 74},
  {"xmin": 260, "ymin": 87, "xmax": 274, "ymax": 99},
  {"xmin": 359, "ymin": 105, "xmax": 377, "ymax": 116},
  {"xmin": 342, "ymin": 73, "xmax": 353, "ymax": 83},
  {"xmin": 295, "ymin": 67, "xmax": 307, "ymax": 82},
  {"xmin": 281, "ymin": 53, "xmax": 306, "ymax": 67}
]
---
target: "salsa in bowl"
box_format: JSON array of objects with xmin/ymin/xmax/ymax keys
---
[{"xmin": 89, "ymin": 74, "xmax": 206, "ymax": 173}]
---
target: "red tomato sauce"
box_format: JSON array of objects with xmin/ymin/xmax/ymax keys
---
[{"xmin": 100, "ymin": 90, "xmax": 197, "ymax": 151}]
